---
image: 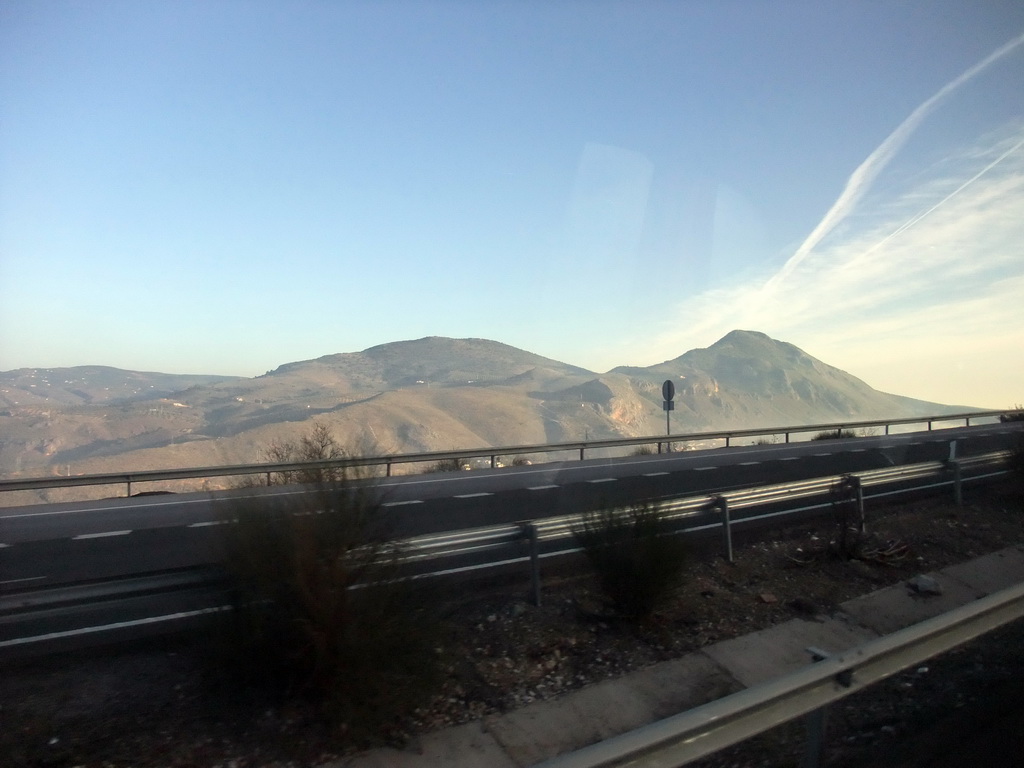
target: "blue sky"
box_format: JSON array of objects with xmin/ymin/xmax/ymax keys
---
[{"xmin": 2, "ymin": 1, "xmax": 1022, "ymax": 408}]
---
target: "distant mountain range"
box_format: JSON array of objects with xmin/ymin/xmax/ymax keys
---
[{"xmin": 0, "ymin": 331, "xmax": 969, "ymax": 495}]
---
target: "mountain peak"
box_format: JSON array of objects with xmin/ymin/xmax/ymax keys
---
[
  {"xmin": 698, "ymin": 329, "xmax": 811, "ymax": 364},
  {"xmin": 712, "ymin": 329, "xmax": 772, "ymax": 346},
  {"xmin": 264, "ymin": 335, "xmax": 593, "ymax": 390}
]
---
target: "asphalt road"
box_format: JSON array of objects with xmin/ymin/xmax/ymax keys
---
[{"xmin": 1, "ymin": 423, "xmax": 1019, "ymax": 593}]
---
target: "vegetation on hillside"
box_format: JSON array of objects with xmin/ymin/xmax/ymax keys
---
[
  {"xmin": 812, "ymin": 428, "xmax": 862, "ymax": 440},
  {"xmin": 241, "ymin": 422, "xmax": 351, "ymax": 485},
  {"xmin": 423, "ymin": 457, "xmax": 467, "ymax": 473},
  {"xmin": 999, "ymin": 405, "xmax": 1024, "ymax": 423}
]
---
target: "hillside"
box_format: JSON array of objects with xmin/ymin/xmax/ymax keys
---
[
  {"xmin": 0, "ymin": 332, "xmax": 968, "ymax": 487},
  {"xmin": 611, "ymin": 330, "xmax": 950, "ymax": 429}
]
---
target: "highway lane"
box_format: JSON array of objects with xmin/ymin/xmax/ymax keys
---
[
  {"xmin": 4, "ymin": 422, "xmax": 1008, "ymax": 538},
  {"xmin": 1, "ymin": 423, "xmax": 1019, "ymax": 591}
]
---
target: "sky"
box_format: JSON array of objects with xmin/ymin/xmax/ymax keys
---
[{"xmin": 2, "ymin": 1, "xmax": 1023, "ymax": 408}]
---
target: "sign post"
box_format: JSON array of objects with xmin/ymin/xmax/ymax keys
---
[{"xmin": 662, "ymin": 379, "xmax": 675, "ymax": 446}]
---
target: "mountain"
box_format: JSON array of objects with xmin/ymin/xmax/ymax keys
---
[
  {"xmin": 609, "ymin": 330, "xmax": 946, "ymax": 429},
  {"xmin": 0, "ymin": 366, "xmax": 240, "ymax": 409},
  {"xmin": 0, "ymin": 332, "xmax": 968, "ymax": 497},
  {"xmin": 266, "ymin": 337, "xmax": 593, "ymax": 391}
]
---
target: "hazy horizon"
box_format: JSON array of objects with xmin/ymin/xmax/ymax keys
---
[{"xmin": 2, "ymin": 2, "xmax": 1022, "ymax": 408}]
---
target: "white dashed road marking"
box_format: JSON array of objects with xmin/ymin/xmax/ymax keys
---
[
  {"xmin": 455, "ymin": 493, "xmax": 493, "ymax": 499},
  {"xmin": 72, "ymin": 530, "xmax": 132, "ymax": 540},
  {"xmin": 188, "ymin": 520, "xmax": 229, "ymax": 528},
  {"xmin": 739, "ymin": 461, "xmax": 760, "ymax": 466},
  {"xmin": 382, "ymin": 500, "xmax": 423, "ymax": 507},
  {"xmin": 528, "ymin": 485, "xmax": 559, "ymax": 491},
  {"xmin": 695, "ymin": 466, "xmax": 717, "ymax": 471},
  {"xmin": 588, "ymin": 478, "xmax": 616, "ymax": 484},
  {"xmin": 0, "ymin": 576, "xmax": 46, "ymax": 586},
  {"xmin": 643, "ymin": 472, "xmax": 670, "ymax": 477}
]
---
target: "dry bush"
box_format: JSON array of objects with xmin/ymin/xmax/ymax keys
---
[
  {"xmin": 214, "ymin": 431, "xmax": 446, "ymax": 739},
  {"xmin": 423, "ymin": 457, "xmax": 466, "ymax": 473},
  {"xmin": 573, "ymin": 501, "xmax": 688, "ymax": 618},
  {"xmin": 812, "ymin": 428, "xmax": 861, "ymax": 441},
  {"xmin": 998, "ymin": 407, "xmax": 1024, "ymax": 494},
  {"xmin": 998, "ymin": 405, "xmax": 1024, "ymax": 422},
  {"xmin": 261, "ymin": 421, "xmax": 349, "ymax": 485}
]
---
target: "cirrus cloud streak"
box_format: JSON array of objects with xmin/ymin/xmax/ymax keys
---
[{"xmin": 645, "ymin": 126, "xmax": 1024, "ymax": 408}]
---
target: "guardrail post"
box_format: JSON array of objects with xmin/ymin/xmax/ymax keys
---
[
  {"xmin": 657, "ymin": 441, "xmax": 663, "ymax": 454},
  {"xmin": 580, "ymin": 446, "xmax": 585, "ymax": 461},
  {"xmin": 848, "ymin": 476, "xmax": 865, "ymax": 535},
  {"xmin": 522, "ymin": 522, "xmax": 542, "ymax": 607},
  {"xmin": 126, "ymin": 478, "xmax": 132, "ymax": 497},
  {"xmin": 713, "ymin": 496, "xmax": 733, "ymax": 563},
  {"xmin": 803, "ymin": 647, "xmax": 831, "ymax": 768},
  {"xmin": 386, "ymin": 459, "xmax": 393, "ymax": 477},
  {"xmin": 949, "ymin": 459, "xmax": 962, "ymax": 507}
]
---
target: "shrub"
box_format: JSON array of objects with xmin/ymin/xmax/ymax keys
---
[
  {"xmin": 240, "ymin": 421, "xmax": 351, "ymax": 487},
  {"xmin": 424, "ymin": 457, "xmax": 466, "ymax": 473},
  {"xmin": 812, "ymin": 428, "xmax": 861, "ymax": 441},
  {"xmin": 573, "ymin": 501, "xmax": 687, "ymax": 618},
  {"xmin": 215, "ymin": 444, "xmax": 446, "ymax": 738},
  {"xmin": 995, "ymin": 407, "xmax": 1024, "ymax": 495},
  {"xmin": 631, "ymin": 445, "xmax": 655, "ymax": 456},
  {"xmin": 999, "ymin": 405, "xmax": 1024, "ymax": 422}
]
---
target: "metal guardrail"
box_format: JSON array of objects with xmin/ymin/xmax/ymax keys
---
[
  {"xmin": 1, "ymin": 409, "xmax": 1017, "ymax": 497},
  {"xmin": 535, "ymin": 580, "xmax": 1024, "ymax": 768},
  {"xmin": 0, "ymin": 450, "xmax": 1012, "ymax": 656},
  {"xmin": 398, "ymin": 450, "xmax": 1012, "ymax": 580}
]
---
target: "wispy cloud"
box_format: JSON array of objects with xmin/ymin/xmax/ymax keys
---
[
  {"xmin": 766, "ymin": 31, "xmax": 1024, "ymax": 293},
  {"xmin": 628, "ymin": 32, "xmax": 1024, "ymax": 406},
  {"xmin": 641, "ymin": 124, "xmax": 1024, "ymax": 406}
]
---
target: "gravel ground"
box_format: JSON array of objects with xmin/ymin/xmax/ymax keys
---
[{"xmin": 2, "ymin": 480, "xmax": 1022, "ymax": 767}]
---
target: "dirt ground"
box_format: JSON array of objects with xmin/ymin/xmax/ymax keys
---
[{"xmin": 2, "ymin": 479, "xmax": 1023, "ymax": 767}]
